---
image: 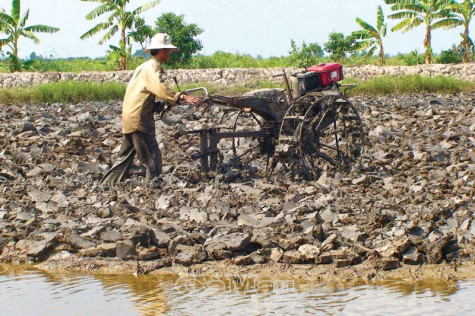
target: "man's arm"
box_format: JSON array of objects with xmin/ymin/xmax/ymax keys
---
[
  {"xmin": 145, "ymin": 67, "xmax": 181, "ymax": 105},
  {"xmin": 145, "ymin": 67, "xmax": 203, "ymax": 107}
]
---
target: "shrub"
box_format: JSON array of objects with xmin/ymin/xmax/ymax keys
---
[
  {"xmin": 287, "ymin": 40, "xmax": 323, "ymax": 68},
  {"xmin": 324, "ymin": 32, "xmax": 356, "ymax": 60},
  {"xmin": 403, "ymin": 50, "xmax": 424, "ymax": 65},
  {"xmin": 436, "ymin": 45, "xmax": 463, "ymax": 64}
]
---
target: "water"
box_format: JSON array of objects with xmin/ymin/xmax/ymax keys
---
[{"xmin": 1, "ymin": 264, "xmax": 475, "ymax": 315}]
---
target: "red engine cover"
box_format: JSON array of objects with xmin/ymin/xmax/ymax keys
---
[{"xmin": 307, "ymin": 63, "xmax": 344, "ymax": 86}]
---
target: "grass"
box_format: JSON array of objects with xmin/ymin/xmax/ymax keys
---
[
  {"xmin": 0, "ymin": 57, "xmax": 148, "ymax": 73},
  {"xmin": 0, "ymin": 80, "xmax": 283, "ymax": 104},
  {"xmin": 0, "ymin": 81, "xmax": 126, "ymax": 104},
  {"xmin": 186, "ymin": 52, "xmax": 293, "ymax": 69},
  {"xmin": 0, "ymin": 75, "xmax": 473, "ymax": 105},
  {"xmin": 343, "ymin": 75, "xmax": 475, "ymax": 96},
  {"xmin": 179, "ymin": 80, "xmax": 285, "ymax": 97}
]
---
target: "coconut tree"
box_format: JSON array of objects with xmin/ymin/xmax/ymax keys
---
[
  {"xmin": 80, "ymin": 0, "xmax": 160, "ymax": 70},
  {"xmin": 449, "ymin": 0, "xmax": 475, "ymax": 63},
  {"xmin": 352, "ymin": 6, "xmax": 387, "ymax": 65},
  {"xmin": 0, "ymin": 0, "xmax": 59, "ymax": 71},
  {"xmin": 384, "ymin": 0, "xmax": 458, "ymax": 64}
]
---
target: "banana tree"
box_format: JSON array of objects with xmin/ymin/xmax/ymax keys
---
[
  {"xmin": 449, "ymin": 0, "xmax": 475, "ymax": 63},
  {"xmin": 352, "ymin": 6, "xmax": 387, "ymax": 65},
  {"xmin": 384, "ymin": 0, "xmax": 458, "ymax": 64},
  {"xmin": 80, "ymin": 0, "xmax": 160, "ymax": 70},
  {"xmin": 0, "ymin": 11, "xmax": 5, "ymax": 53},
  {"xmin": 0, "ymin": 0, "xmax": 59, "ymax": 72}
]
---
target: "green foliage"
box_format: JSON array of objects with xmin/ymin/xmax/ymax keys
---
[
  {"xmin": 179, "ymin": 80, "xmax": 284, "ymax": 97},
  {"xmin": 153, "ymin": 12, "xmax": 203, "ymax": 67},
  {"xmin": 287, "ymin": 39, "xmax": 323, "ymax": 68},
  {"xmin": 448, "ymin": 0, "xmax": 475, "ymax": 63},
  {"xmin": 128, "ymin": 17, "xmax": 154, "ymax": 50},
  {"xmin": 403, "ymin": 50, "xmax": 425, "ymax": 65},
  {"xmin": 79, "ymin": 0, "xmax": 160, "ymax": 70},
  {"xmin": 187, "ymin": 51, "xmax": 291, "ymax": 69},
  {"xmin": 0, "ymin": 55, "xmax": 148, "ymax": 72},
  {"xmin": 0, "ymin": 81, "xmax": 126, "ymax": 104},
  {"xmin": 382, "ymin": 54, "xmax": 408, "ymax": 66},
  {"xmin": 324, "ymin": 32, "xmax": 355, "ymax": 61},
  {"xmin": 352, "ymin": 6, "xmax": 387, "ymax": 65},
  {"xmin": 0, "ymin": 0, "xmax": 59, "ymax": 72},
  {"xmin": 384, "ymin": 0, "xmax": 458, "ymax": 64},
  {"xmin": 437, "ymin": 45, "xmax": 463, "ymax": 63},
  {"xmin": 5, "ymin": 51, "xmax": 22, "ymax": 71},
  {"xmin": 344, "ymin": 74, "xmax": 475, "ymax": 96},
  {"xmin": 0, "ymin": 80, "xmax": 282, "ymax": 104},
  {"xmin": 1, "ymin": 75, "xmax": 471, "ymax": 105},
  {"xmin": 0, "ymin": 50, "xmax": 470, "ymax": 73},
  {"xmin": 105, "ymin": 42, "xmax": 132, "ymax": 70}
]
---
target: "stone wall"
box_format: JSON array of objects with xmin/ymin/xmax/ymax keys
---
[
  {"xmin": 0, "ymin": 64, "xmax": 473, "ymax": 88},
  {"xmin": 344, "ymin": 64, "xmax": 475, "ymax": 81}
]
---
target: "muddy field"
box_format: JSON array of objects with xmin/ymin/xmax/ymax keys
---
[{"xmin": 0, "ymin": 91, "xmax": 474, "ymax": 275}]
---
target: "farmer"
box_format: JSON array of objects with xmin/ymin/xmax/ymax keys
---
[{"xmin": 101, "ymin": 33, "xmax": 203, "ymax": 187}]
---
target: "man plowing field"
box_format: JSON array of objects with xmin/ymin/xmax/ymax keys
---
[{"xmin": 101, "ymin": 33, "xmax": 203, "ymax": 187}]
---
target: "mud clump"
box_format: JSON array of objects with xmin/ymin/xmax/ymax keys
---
[{"xmin": 0, "ymin": 92, "xmax": 474, "ymax": 273}]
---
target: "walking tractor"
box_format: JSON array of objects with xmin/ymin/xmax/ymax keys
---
[{"xmin": 174, "ymin": 63, "xmax": 365, "ymax": 178}]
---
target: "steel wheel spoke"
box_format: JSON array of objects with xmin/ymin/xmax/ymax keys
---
[
  {"xmin": 251, "ymin": 112, "xmax": 263, "ymax": 127},
  {"xmin": 295, "ymin": 96, "xmax": 364, "ymax": 175}
]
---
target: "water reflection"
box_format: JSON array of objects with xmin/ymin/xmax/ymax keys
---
[
  {"xmin": 0, "ymin": 264, "xmax": 473, "ymax": 315},
  {"xmin": 0, "ymin": 265, "xmax": 163, "ymax": 314},
  {"xmin": 323, "ymin": 278, "xmax": 458, "ymax": 297}
]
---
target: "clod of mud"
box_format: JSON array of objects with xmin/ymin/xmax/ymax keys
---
[{"xmin": 0, "ymin": 93, "xmax": 474, "ymax": 277}]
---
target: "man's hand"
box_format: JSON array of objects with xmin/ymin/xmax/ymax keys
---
[{"xmin": 182, "ymin": 94, "xmax": 203, "ymax": 108}]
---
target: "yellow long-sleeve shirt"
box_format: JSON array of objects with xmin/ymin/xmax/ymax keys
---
[{"xmin": 122, "ymin": 59, "xmax": 181, "ymax": 135}]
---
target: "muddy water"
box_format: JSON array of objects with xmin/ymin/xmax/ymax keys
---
[{"xmin": 1, "ymin": 265, "xmax": 474, "ymax": 315}]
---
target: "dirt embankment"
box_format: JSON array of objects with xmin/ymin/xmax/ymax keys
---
[{"xmin": 0, "ymin": 91, "xmax": 474, "ymax": 278}]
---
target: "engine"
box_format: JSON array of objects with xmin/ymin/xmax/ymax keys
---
[{"xmin": 290, "ymin": 63, "xmax": 344, "ymax": 98}]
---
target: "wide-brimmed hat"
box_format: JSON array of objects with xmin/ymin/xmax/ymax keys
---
[{"xmin": 144, "ymin": 33, "xmax": 179, "ymax": 53}]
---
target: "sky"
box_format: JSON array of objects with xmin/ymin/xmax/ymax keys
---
[{"xmin": 0, "ymin": 0, "xmax": 472, "ymax": 59}]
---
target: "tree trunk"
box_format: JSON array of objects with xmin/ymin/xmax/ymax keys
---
[
  {"xmin": 13, "ymin": 44, "xmax": 18, "ymax": 63},
  {"xmin": 379, "ymin": 44, "xmax": 386, "ymax": 66},
  {"xmin": 424, "ymin": 24, "xmax": 432, "ymax": 64},
  {"xmin": 12, "ymin": 37, "xmax": 21, "ymax": 72},
  {"xmin": 119, "ymin": 28, "xmax": 127, "ymax": 70},
  {"xmin": 463, "ymin": 26, "xmax": 470, "ymax": 63}
]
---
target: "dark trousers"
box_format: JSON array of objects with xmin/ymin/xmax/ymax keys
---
[{"xmin": 101, "ymin": 131, "xmax": 162, "ymax": 186}]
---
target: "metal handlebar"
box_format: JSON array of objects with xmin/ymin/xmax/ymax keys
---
[
  {"xmin": 340, "ymin": 84, "xmax": 357, "ymax": 95},
  {"xmin": 182, "ymin": 87, "xmax": 209, "ymax": 98}
]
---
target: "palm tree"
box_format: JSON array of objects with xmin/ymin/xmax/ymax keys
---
[
  {"xmin": 449, "ymin": 0, "xmax": 475, "ymax": 63},
  {"xmin": 80, "ymin": 0, "xmax": 160, "ymax": 70},
  {"xmin": 0, "ymin": 10, "xmax": 5, "ymax": 54},
  {"xmin": 0, "ymin": 0, "xmax": 59, "ymax": 71},
  {"xmin": 352, "ymin": 6, "xmax": 387, "ymax": 65},
  {"xmin": 384, "ymin": 0, "xmax": 458, "ymax": 64}
]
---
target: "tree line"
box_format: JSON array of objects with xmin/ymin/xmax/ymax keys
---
[
  {"xmin": 291, "ymin": 0, "xmax": 474, "ymax": 66},
  {"xmin": 354, "ymin": 0, "xmax": 474, "ymax": 65},
  {"xmin": 0, "ymin": 0, "xmax": 473, "ymax": 72}
]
